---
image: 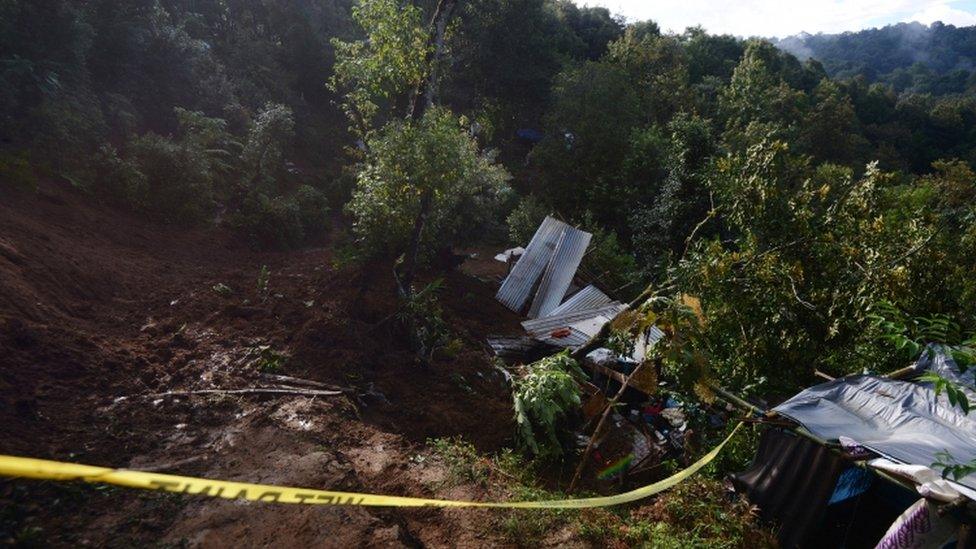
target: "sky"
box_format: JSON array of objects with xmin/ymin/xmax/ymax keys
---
[{"xmin": 585, "ymin": 0, "xmax": 976, "ymax": 38}]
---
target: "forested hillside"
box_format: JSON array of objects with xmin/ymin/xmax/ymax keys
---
[
  {"xmin": 776, "ymin": 21, "xmax": 976, "ymax": 94},
  {"xmin": 2, "ymin": 1, "xmax": 976, "ymax": 545},
  {"xmin": 5, "ymin": 0, "xmax": 976, "ymax": 399}
]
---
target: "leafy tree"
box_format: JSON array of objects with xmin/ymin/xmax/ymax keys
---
[
  {"xmin": 796, "ymin": 79, "xmax": 869, "ymax": 165},
  {"xmin": 553, "ymin": 2, "xmax": 624, "ymax": 61},
  {"xmin": 346, "ymin": 107, "xmax": 510, "ymax": 262},
  {"xmin": 606, "ymin": 29, "xmax": 691, "ymax": 126},
  {"xmin": 682, "ymin": 27, "xmax": 744, "ymax": 84},
  {"xmin": 242, "ymin": 102, "xmax": 295, "ymax": 192},
  {"xmin": 719, "ymin": 42, "xmax": 806, "ymax": 152},
  {"xmin": 531, "ymin": 61, "xmax": 640, "ymax": 223},
  {"xmin": 673, "ymin": 141, "xmax": 955, "ymax": 389},
  {"xmin": 630, "ymin": 113, "xmax": 716, "ymax": 269},
  {"xmin": 329, "ymin": 0, "xmax": 431, "ymax": 138},
  {"xmin": 446, "ymin": 0, "xmax": 580, "ymax": 141},
  {"xmin": 128, "ymin": 132, "xmax": 215, "ymax": 224}
]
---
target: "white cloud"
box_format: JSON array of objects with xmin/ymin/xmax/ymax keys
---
[
  {"xmin": 910, "ymin": 3, "xmax": 976, "ymax": 25},
  {"xmin": 584, "ymin": 0, "xmax": 976, "ymax": 37}
]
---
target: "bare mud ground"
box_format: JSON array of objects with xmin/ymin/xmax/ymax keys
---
[{"xmin": 0, "ymin": 179, "xmax": 574, "ymax": 547}]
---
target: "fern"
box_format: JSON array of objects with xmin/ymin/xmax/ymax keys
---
[
  {"xmin": 512, "ymin": 351, "xmax": 584, "ymax": 458},
  {"xmin": 870, "ymin": 302, "xmax": 973, "ymax": 415}
]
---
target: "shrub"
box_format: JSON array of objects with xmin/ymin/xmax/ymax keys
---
[
  {"xmin": 346, "ymin": 107, "xmax": 510, "ymax": 262},
  {"xmin": 85, "ymin": 144, "xmax": 147, "ymax": 206},
  {"xmin": 234, "ymin": 192, "xmax": 305, "ymax": 249},
  {"xmin": 0, "ymin": 150, "xmax": 38, "ymax": 191},
  {"xmin": 579, "ymin": 218, "xmax": 645, "ymax": 300},
  {"xmin": 574, "ymin": 479, "xmax": 778, "ymax": 548},
  {"xmin": 512, "ymin": 351, "xmax": 585, "ymax": 458},
  {"xmin": 506, "ymin": 194, "xmax": 551, "ymax": 245},
  {"xmin": 295, "ymin": 184, "xmax": 330, "ymax": 238},
  {"xmin": 242, "ymin": 102, "xmax": 295, "ymax": 193},
  {"xmin": 129, "ymin": 133, "xmax": 214, "ymax": 224},
  {"xmin": 396, "ymin": 279, "xmax": 452, "ymax": 361}
]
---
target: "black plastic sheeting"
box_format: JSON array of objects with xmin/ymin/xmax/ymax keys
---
[
  {"xmin": 731, "ymin": 427, "xmax": 848, "ymax": 548},
  {"xmin": 773, "ymin": 348, "xmax": 976, "ymax": 491}
]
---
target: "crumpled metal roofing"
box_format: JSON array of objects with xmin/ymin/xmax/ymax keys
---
[
  {"xmin": 548, "ymin": 285, "xmax": 611, "ymax": 317},
  {"xmin": 521, "ymin": 302, "xmax": 628, "ymax": 350},
  {"xmin": 495, "ymin": 216, "xmax": 569, "ymax": 314},
  {"xmin": 527, "ymin": 226, "xmax": 592, "ymax": 318},
  {"xmin": 774, "ymin": 348, "xmax": 976, "ymax": 492}
]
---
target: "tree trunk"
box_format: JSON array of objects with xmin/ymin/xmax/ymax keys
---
[
  {"xmin": 398, "ymin": 0, "xmax": 458, "ymax": 297},
  {"xmin": 399, "ymin": 188, "xmax": 433, "ymax": 297}
]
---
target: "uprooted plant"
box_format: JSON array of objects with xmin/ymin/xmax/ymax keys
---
[
  {"xmin": 513, "ymin": 351, "xmax": 586, "ymax": 459},
  {"xmin": 396, "ymin": 278, "xmax": 453, "ymax": 362}
]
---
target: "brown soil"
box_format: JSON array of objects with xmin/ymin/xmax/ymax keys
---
[{"xmin": 0, "ymin": 178, "xmax": 557, "ymax": 547}]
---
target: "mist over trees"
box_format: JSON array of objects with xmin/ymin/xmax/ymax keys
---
[{"xmin": 776, "ymin": 21, "xmax": 976, "ymax": 95}]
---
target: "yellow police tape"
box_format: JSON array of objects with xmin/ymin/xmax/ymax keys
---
[{"xmin": 0, "ymin": 422, "xmax": 741, "ymax": 509}]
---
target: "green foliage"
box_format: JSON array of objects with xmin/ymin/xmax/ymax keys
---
[
  {"xmin": 512, "ymin": 351, "xmax": 584, "ymax": 458},
  {"xmin": 329, "ymin": 0, "xmax": 431, "ymax": 136},
  {"xmin": 629, "ymin": 112, "xmax": 716, "ymax": 269},
  {"xmin": 922, "ymin": 372, "xmax": 972, "ymax": 414},
  {"xmin": 396, "ymin": 279, "xmax": 452, "ymax": 361},
  {"xmin": 234, "ymin": 192, "xmax": 305, "ymax": 249},
  {"xmin": 242, "ymin": 103, "xmax": 295, "ymax": 192},
  {"xmin": 212, "ymin": 282, "xmax": 233, "ymax": 297},
  {"xmin": 428, "ymin": 437, "xmax": 491, "ymax": 486},
  {"xmin": 705, "ymin": 422, "xmax": 763, "ymax": 478},
  {"xmin": 506, "ymin": 194, "xmax": 550, "ymax": 245},
  {"xmin": 128, "ymin": 132, "xmax": 215, "ymax": 224},
  {"xmin": 257, "ymin": 265, "xmax": 270, "ymax": 296},
  {"xmin": 295, "ymin": 185, "xmax": 331, "ymax": 238},
  {"xmin": 251, "ymin": 345, "xmax": 288, "ymax": 374},
  {"xmin": 0, "ymin": 150, "xmax": 38, "ymax": 191},
  {"xmin": 531, "ymin": 61, "xmax": 641, "ymax": 221},
  {"xmin": 719, "ymin": 41, "xmax": 805, "ymax": 152},
  {"xmin": 671, "ymin": 140, "xmax": 959, "ymax": 389},
  {"xmin": 578, "ymin": 218, "xmax": 644, "ymax": 299},
  {"xmin": 611, "ymin": 479, "xmax": 776, "ymax": 548},
  {"xmin": 84, "ymin": 144, "xmax": 147, "ymax": 205},
  {"xmin": 347, "ymin": 107, "xmax": 510, "ymax": 261},
  {"xmin": 933, "ymin": 450, "xmax": 976, "ymax": 481},
  {"xmin": 869, "ymin": 302, "xmax": 974, "ymax": 414}
]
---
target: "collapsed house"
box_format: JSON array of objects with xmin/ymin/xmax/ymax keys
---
[
  {"xmin": 494, "ymin": 216, "xmax": 627, "ymax": 350},
  {"xmin": 732, "ymin": 347, "xmax": 976, "ymax": 548},
  {"xmin": 490, "ymin": 216, "xmax": 704, "ymax": 484},
  {"xmin": 490, "ymin": 217, "xmax": 975, "ymax": 547}
]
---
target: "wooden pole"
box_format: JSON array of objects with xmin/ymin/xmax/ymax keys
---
[{"xmin": 568, "ymin": 360, "xmax": 648, "ymax": 493}]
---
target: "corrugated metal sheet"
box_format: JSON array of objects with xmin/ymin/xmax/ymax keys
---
[
  {"xmin": 548, "ymin": 285, "xmax": 610, "ymax": 317},
  {"xmin": 527, "ymin": 225, "xmax": 592, "ymax": 318},
  {"xmin": 495, "ymin": 216, "xmax": 567, "ymax": 314},
  {"xmin": 534, "ymin": 326, "xmax": 592, "ymax": 349},
  {"xmin": 522, "ymin": 302, "xmax": 627, "ymax": 350},
  {"xmin": 632, "ymin": 325, "xmax": 666, "ymax": 362},
  {"xmin": 522, "ymin": 302, "xmax": 627, "ymax": 335}
]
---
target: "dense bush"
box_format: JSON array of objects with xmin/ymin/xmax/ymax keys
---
[
  {"xmin": 128, "ymin": 133, "xmax": 214, "ymax": 224},
  {"xmin": 506, "ymin": 194, "xmax": 551, "ymax": 245},
  {"xmin": 234, "ymin": 192, "xmax": 305, "ymax": 249},
  {"xmin": 242, "ymin": 103, "xmax": 296, "ymax": 192},
  {"xmin": 84, "ymin": 144, "xmax": 147, "ymax": 205},
  {"xmin": 347, "ymin": 107, "xmax": 510, "ymax": 262},
  {"xmin": 295, "ymin": 185, "xmax": 331, "ymax": 238}
]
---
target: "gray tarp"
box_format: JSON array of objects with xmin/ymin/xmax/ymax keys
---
[{"xmin": 774, "ymin": 350, "xmax": 976, "ymax": 491}]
